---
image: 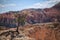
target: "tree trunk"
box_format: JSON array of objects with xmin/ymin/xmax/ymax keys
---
[{"xmin": 16, "ymin": 22, "xmax": 20, "ymax": 34}]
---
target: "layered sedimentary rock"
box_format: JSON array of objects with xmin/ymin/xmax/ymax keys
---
[{"xmin": 0, "ymin": 2, "xmax": 60, "ymax": 27}]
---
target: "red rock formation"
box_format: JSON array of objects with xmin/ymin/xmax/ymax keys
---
[{"xmin": 0, "ymin": 2, "xmax": 60, "ymax": 27}]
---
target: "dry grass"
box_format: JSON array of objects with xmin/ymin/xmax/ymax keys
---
[{"xmin": 0, "ymin": 22, "xmax": 60, "ymax": 40}]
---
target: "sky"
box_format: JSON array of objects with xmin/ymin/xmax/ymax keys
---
[{"xmin": 0, "ymin": 0, "xmax": 60, "ymax": 13}]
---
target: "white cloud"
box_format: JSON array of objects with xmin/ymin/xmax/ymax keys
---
[
  {"xmin": 27, "ymin": 0, "xmax": 60, "ymax": 8},
  {"xmin": 49, "ymin": 0, "xmax": 60, "ymax": 2},
  {"xmin": 8, "ymin": 4, "xmax": 16, "ymax": 6},
  {"xmin": 0, "ymin": 4, "xmax": 16, "ymax": 8}
]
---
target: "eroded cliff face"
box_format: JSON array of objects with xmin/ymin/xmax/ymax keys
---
[
  {"xmin": 0, "ymin": 8, "xmax": 60, "ymax": 27},
  {"xmin": 52, "ymin": 2, "xmax": 60, "ymax": 10},
  {"xmin": 0, "ymin": 22, "xmax": 60, "ymax": 40},
  {"xmin": 23, "ymin": 8, "xmax": 60, "ymax": 24},
  {"xmin": 0, "ymin": 2, "xmax": 60, "ymax": 27}
]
